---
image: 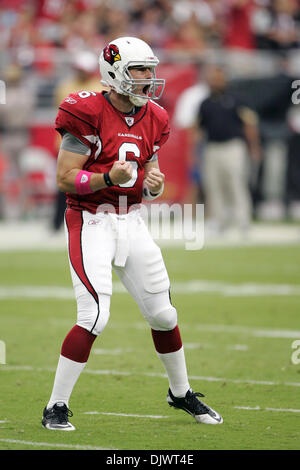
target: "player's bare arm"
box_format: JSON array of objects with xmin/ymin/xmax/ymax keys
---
[
  {"xmin": 56, "ymin": 148, "xmax": 133, "ymax": 193},
  {"xmin": 144, "ymin": 160, "xmax": 165, "ymax": 195}
]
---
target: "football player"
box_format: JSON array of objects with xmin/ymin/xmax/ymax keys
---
[{"xmin": 42, "ymin": 37, "xmax": 223, "ymax": 430}]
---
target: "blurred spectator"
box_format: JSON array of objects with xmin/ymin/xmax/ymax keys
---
[
  {"xmin": 0, "ymin": 63, "xmax": 35, "ymax": 212},
  {"xmin": 1, "ymin": 0, "xmax": 300, "ymax": 59},
  {"xmin": 252, "ymin": 0, "xmax": 300, "ymax": 51},
  {"xmin": 62, "ymin": 9, "xmax": 105, "ymax": 53},
  {"xmin": 223, "ymin": 0, "xmax": 257, "ymax": 50},
  {"xmin": 102, "ymin": 6, "xmax": 131, "ymax": 41},
  {"xmin": 2, "ymin": 4, "xmax": 36, "ymax": 50},
  {"xmin": 286, "ymin": 105, "xmax": 300, "ymax": 212},
  {"xmin": 0, "ymin": 62, "xmax": 37, "ymax": 218},
  {"xmin": 0, "ymin": 142, "xmax": 9, "ymax": 219},
  {"xmin": 173, "ymin": 66, "xmax": 210, "ymax": 204},
  {"xmin": 171, "ymin": 0, "xmax": 215, "ymax": 25},
  {"xmin": 164, "ymin": 17, "xmax": 208, "ymax": 55},
  {"xmin": 54, "ymin": 49, "xmax": 106, "ymax": 105},
  {"xmin": 235, "ymin": 58, "xmax": 295, "ymax": 213},
  {"xmin": 196, "ymin": 64, "xmax": 261, "ymax": 234},
  {"xmin": 131, "ymin": 4, "xmax": 170, "ymax": 48},
  {"xmin": 173, "ymin": 72, "xmax": 210, "ymax": 130},
  {"xmin": 169, "ymin": 0, "xmax": 220, "ymax": 50}
]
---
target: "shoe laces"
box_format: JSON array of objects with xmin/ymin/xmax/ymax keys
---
[
  {"xmin": 52, "ymin": 403, "xmax": 73, "ymax": 423},
  {"xmin": 187, "ymin": 391, "xmax": 210, "ymax": 414}
]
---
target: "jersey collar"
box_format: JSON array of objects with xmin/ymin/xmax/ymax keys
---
[{"xmin": 102, "ymin": 91, "xmax": 147, "ymax": 129}]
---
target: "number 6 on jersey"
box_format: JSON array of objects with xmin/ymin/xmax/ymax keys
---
[{"xmin": 118, "ymin": 142, "xmax": 140, "ymax": 188}]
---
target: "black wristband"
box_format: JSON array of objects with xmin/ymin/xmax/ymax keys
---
[{"xmin": 103, "ymin": 172, "xmax": 114, "ymax": 187}]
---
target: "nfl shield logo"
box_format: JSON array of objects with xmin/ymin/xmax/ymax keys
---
[{"xmin": 125, "ymin": 116, "xmax": 134, "ymax": 127}]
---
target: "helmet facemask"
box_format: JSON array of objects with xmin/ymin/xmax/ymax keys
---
[{"xmin": 121, "ymin": 61, "xmax": 165, "ymax": 107}]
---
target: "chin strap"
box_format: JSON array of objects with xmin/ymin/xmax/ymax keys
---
[{"xmin": 129, "ymin": 94, "xmax": 148, "ymax": 107}]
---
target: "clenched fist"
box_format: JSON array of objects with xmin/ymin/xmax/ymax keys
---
[
  {"xmin": 109, "ymin": 160, "xmax": 133, "ymax": 185},
  {"xmin": 144, "ymin": 167, "xmax": 165, "ymax": 194}
]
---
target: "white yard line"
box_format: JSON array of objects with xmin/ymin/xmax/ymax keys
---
[
  {"xmin": 108, "ymin": 321, "xmax": 300, "ymax": 340},
  {"xmin": 1, "ymin": 365, "xmax": 299, "ymax": 388},
  {"xmin": 92, "ymin": 348, "xmax": 133, "ymax": 356},
  {"xmin": 84, "ymin": 369, "xmax": 300, "ymax": 387},
  {"xmin": 184, "ymin": 343, "xmax": 249, "ymax": 351},
  {"xmin": 86, "ymin": 407, "xmax": 300, "ymax": 418},
  {"xmin": 193, "ymin": 324, "xmax": 300, "ymax": 339},
  {"xmin": 265, "ymin": 407, "xmax": 300, "ymax": 413},
  {"xmin": 0, "ymin": 438, "xmax": 114, "ymax": 450},
  {"xmin": 170, "ymin": 281, "xmax": 300, "ymax": 297},
  {"xmin": 0, "ymin": 286, "xmax": 75, "ymax": 300},
  {"xmin": 84, "ymin": 412, "xmax": 169, "ymax": 419},
  {"xmin": 1, "ymin": 280, "xmax": 300, "ymax": 300},
  {"xmin": 234, "ymin": 406, "xmax": 300, "ymax": 413},
  {"xmin": 227, "ymin": 344, "xmax": 249, "ymax": 351}
]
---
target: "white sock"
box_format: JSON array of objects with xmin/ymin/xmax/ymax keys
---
[
  {"xmin": 156, "ymin": 346, "xmax": 190, "ymax": 398},
  {"xmin": 47, "ymin": 355, "xmax": 86, "ymax": 409}
]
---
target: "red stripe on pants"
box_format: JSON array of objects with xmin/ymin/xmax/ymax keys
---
[{"xmin": 65, "ymin": 208, "xmax": 98, "ymax": 305}]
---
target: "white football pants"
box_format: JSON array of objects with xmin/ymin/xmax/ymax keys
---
[{"xmin": 64, "ymin": 208, "xmax": 177, "ymax": 336}]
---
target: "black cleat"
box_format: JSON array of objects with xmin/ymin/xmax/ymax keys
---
[
  {"xmin": 42, "ymin": 402, "xmax": 75, "ymax": 431},
  {"xmin": 167, "ymin": 388, "xmax": 223, "ymax": 424}
]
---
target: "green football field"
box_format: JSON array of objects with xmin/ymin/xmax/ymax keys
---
[{"xmin": 0, "ymin": 243, "xmax": 299, "ymax": 450}]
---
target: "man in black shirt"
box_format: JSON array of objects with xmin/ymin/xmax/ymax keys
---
[{"xmin": 198, "ymin": 65, "xmax": 261, "ymax": 234}]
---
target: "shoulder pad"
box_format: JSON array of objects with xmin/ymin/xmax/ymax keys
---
[
  {"xmin": 55, "ymin": 92, "xmax": 104, "ymax": 146},
  {"xmin": 59, "ymin": 91, "xmax": 104, "ymax": 128}
]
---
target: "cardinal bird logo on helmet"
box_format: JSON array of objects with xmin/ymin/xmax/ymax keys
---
[{"xmin": 103, "ymin": 44, "xmax": 121, "ymax": 65}]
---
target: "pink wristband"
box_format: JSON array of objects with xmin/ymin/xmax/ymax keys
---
[{"xmin": 75, "ymin": 170, "xmax": 93, "ymax": 195}]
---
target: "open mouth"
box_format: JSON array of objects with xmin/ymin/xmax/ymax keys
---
[{"xmin": 142, "ymin": 85, "xmax": 151, "ymax": 95}]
